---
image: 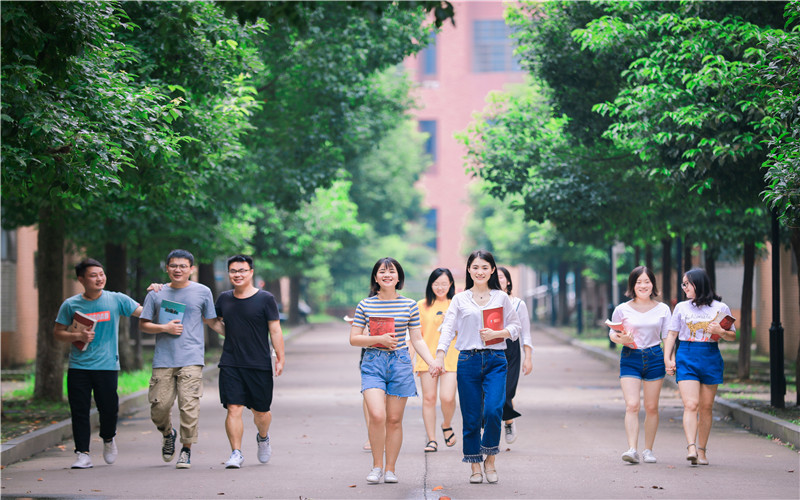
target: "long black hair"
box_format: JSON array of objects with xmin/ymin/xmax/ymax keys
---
[
  {"xmin": 465, "ymin": 250, "xmax": 501, "ymax": 291},
  {"xmin": 497, "ymin": 266, "xmax": 513, "ymax": 295},
  {"xmin": 425, "ymin": 268, "xmax": 455, "ymax": 307},
  {"xmin": 368, "ymin": 257, "xmax": 405, "ymax": 297},
  {"xmin": 684, "ymin": 267, "xmax": 721, "ymax": 307}
]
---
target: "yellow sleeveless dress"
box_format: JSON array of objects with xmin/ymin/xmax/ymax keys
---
[{"xmin": 414, "ymin": 299, "xmax": 458, "ymax": 372}]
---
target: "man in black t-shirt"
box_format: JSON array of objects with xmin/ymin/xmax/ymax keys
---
[{"xmin": 215, "ymin": 255, "xmax": 285, "ymax": 469}]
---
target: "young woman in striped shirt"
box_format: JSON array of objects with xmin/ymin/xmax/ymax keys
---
[{"xmin": 349, "ymin": 257, "xmax": 438, "ymax": 484}]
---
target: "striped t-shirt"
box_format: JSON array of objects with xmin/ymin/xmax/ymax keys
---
[{"xmin": 353, "ymin": 295, "xmax": 420, "ymax": 350}]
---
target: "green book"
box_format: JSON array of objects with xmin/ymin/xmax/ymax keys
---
[{"xmin": 159, "ymin": 299, "xmax": 186, "ymax": 324}]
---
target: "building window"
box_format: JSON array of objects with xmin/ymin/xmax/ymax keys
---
[
  {"xmin": 473, "ymin": 20, "xmax": 520, "ymax": 73},
  {"xmin": 419, "ymin": 120, "xmax": 437, "ymax": 168},
  {"xmin": 419, "ymin": 33, "xmax": 437, "ymax": 77},
  {"xmin": 425, "ymin": 209, "xmax": 437, "ymax": 250}
]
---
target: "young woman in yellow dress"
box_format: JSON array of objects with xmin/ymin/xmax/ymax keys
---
[{"xmin": 412, "ymin": 268, "xmax": 458, "ymax": 453}]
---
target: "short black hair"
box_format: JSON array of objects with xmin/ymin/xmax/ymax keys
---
[
  {"xmin": 465, "ymin": 250, "xmax": 501, "ymax": 291},
  {"xmin": 684, "ymin": 268, "xmax": 721, "ymax": 307},
  {"xmin": 227, "ymin": 254, "xmax": 253, "ymax": 269},
  {"xmin": 498, "ymin": 266, "xmax": 513, "ymax": 295},
  {"xmin": 425, "ymin": 268, "xmax": 455, "ymax": 307},
  {"xmin": 166, "ymin": 249, "xmax": 194, "ymax": 266},
  {"xmin": 75, "ymin": 258, "xmax": 104, "ymax": 278},
  {"xmin": 625, "ymin": 266, "xmax": 659, "ymax": 299},
  {"xmin": 369, "ymin": 257, "xmax": 404, "ymax": 297}
]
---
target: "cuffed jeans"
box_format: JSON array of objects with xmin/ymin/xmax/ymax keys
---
[
  {"xmin": 149, "ymin": 365, "xmax": 203, "ymax": 444},
  {"xmin": 67, "ymin": 368, "xmax": 119, "ymax": 453},
  {"xmin": 457, "ymin": 349, "xmax": 507, "ymax": 463}
]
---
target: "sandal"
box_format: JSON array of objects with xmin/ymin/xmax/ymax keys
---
[
  {"xmin": 697, "ymin": 446, "xmax": 709, "ymax": 465},
  {"xmin": 484, "ymin": 460, "xmax": 498, "ymax": 483},
  {"xmin": 424, "ymin": 440, "xmax": 438, "ymax": 453},
  {"xmin": 469, "ymin": 471, "xmax": 483, "ymax": 483},
  {"xmin": 442, "ymin": 426, "xmax": 457, "ymax": 447},
  {"xmin": 686, "ymin": 443, "xmax": 698, "ymax": 465}
]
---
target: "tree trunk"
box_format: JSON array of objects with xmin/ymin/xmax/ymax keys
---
[
  {"xmin": 634, "ymin": 246, "xmax": 641, "ymax": 267},
  {"xmin": 105, "ymin": 242, "xmax": 138, "ymax": 371},
  {"xmin": 288, "ymin": 275, "xmax": 302, "ymax": 325},
  {"xmin": 706, "ymin": 246, "xmax": 717, "ymax": 290},
  {"xmin": 791, "ymin": 228, "xmax": 800, "ymax": 406},
  {"xmin": 645, "ymin": 244, "xmax": 654, "ymax": 271},
  {"xmin": 33, "ymin": 209, "xmax": 68, "ymax": 401},
  {"xmin": 198, "ymin": 262, "xmax": 221, "ymax": 349},
  {"xmin": 661, "ymin": 237, "xmax": 672, "ymax": 308},
  {"xmin": 684, "ymin": 239, "xmax": 693, "ymax": 272},
  {"xmin": 558, "ymin": 260, "xmax": 569, "ymax": 325},
  {"xmin": 737, "ymin": 238, "xmax": 755, "ymax": 380}
]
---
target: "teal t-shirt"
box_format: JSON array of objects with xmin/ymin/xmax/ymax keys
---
[{"xmin": 55, "ymin": 291, "xmax": 140, "ymax": 370}]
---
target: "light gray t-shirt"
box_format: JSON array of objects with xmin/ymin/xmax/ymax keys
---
[{"xmin": 141, "ymin": 281, "xmax": 216, "ymax": 368}]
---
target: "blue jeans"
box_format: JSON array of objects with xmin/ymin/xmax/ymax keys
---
[{"xmin": 457, "ymin": 349, "xmax": 507, "ymax": 463}]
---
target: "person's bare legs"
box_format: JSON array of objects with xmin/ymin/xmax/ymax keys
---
[
  {"xmin": 678, "ymin": 380, "xmax": 701, "ymax": 460},
  {"xmin": 419, "ymin": 372, "xmax": 439, "ymax": 443},
  {"xmin": 383, "ymin": 395, "xmax": 408, "ymax": 474},
  {"xmin": 362, "ymin": 397, "xmax": 371, "ymax": 451},
  {"xmin": 253, "ymin": 409, "xmax": 271, "ymax": 440},
  {"xmin": 642, "ymin": 379, "xmax": 663, "ymax": 451},
  {"xmin": 697, "ymin": 383, "xmax": 718, "ymax": 462},
  {"xmin": 363, "ymin": 389, "xmax": 387, "ymax": 469},
  {"xmin": 225, "ymin": 404, "xmax": 245, "ymax": 450},
  {"xmin": 620, "ymin": 377, "xmax": 642, "ymax": 450},
  {"xmin": 439, "ymin": 372, "xmax": 457, "ymax": 442}
]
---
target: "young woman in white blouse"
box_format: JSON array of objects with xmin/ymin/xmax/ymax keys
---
[
  {"xmin": 429, "ymin": 250, "xmax": 521, "ymax": 484},
  {"xmin": 497, "ymin": 267, "xmax": 533, "ymax": 445},
  {"xmin": 609, "ymin": 266, "xmax": 671, "ymax": 465}
]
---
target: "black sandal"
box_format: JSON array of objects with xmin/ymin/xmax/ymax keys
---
[
  {"xmin": 442, "ymin": 427, "xmax": 457, "ymax": 447},
  {"xmin": 424, "ymin": 440, "xmax": 438, "ymax": 452}
]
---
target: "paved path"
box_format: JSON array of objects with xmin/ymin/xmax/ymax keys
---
[{"xmin": 1, "ymin": 323, "xmax": 797, "ymax": 499}]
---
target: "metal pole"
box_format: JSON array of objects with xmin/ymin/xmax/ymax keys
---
[
  {"xmin": 608, "ymin": 246, "xmax": 615, "ymax": 349},
  {"xmin": 769, "ymin": 211, "xmax": 785, "ymax": 408},
  {"xmin": 576, "ymin": 265, "xmax": 583, "ymax": 335}
]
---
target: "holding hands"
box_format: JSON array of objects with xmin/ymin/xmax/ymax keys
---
[{"xmin": 428, "ymin": 354, "xmax": 445, "ymax": 378}]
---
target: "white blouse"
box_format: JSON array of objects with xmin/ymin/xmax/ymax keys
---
[
  {"xmin": 610, "ymin": 301, "xmax": 671, "ymax": 349},
  {"xmin": 437, "ymin": 289, "xmax": 521, "ymax": 353},
  {"xmin": 511, "ymin": 296, "xmax": 533, "ymax": 349}
]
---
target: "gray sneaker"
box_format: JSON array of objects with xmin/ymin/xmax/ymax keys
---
[
  {"xmin": 225, "ymin": 449, "xmax": 244, "ymax": 469},
  {"xmin": 161, "ymin": 428, "xmax": 177, "ymax": 462},
  {"xmin": 71, "ymin": 452, "xmax": 93, "ymax": 469},
  {"xmin": 256, "ymin": 433, "xmax": 271, "ymax": 464},
  {"xmin": 103, "ymin": 438, "xmax": 118, "ymax": 464},
  {"xmin": 622, "ymin": 448, "xmax": 640, "ymax": 464},
  {"xmin": 366, "ymin": 467, "xmax": 383, "ymax": 484},
  {"xmin": 642, "ymin": 449, "xmax": 657, "ymax": 463},
  {"xmin": 504, "ymin": 421, "xmax": 517, "ymax": 444},
  {"xmin": 176, "ymin": 448, "xmax": 191, "ymax": 469}
]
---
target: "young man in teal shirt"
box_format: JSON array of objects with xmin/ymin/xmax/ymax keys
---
[{"xmin": 54, "ymin": 258, "xmax": 142, "ymax": 469}]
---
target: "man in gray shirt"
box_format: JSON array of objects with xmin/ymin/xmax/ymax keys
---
[{"xmin": 140, "ymin": 249, "xmax": 223, "ymax": 469}]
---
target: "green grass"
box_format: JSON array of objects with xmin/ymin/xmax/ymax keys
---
[{"xmin": 308, "ymin": 313, "xmax": 338, "ymax": 323}]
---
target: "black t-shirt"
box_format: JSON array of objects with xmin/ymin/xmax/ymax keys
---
[{"xmin": 215, "ymin": 289, "xmax": 280, "ymax": 370}]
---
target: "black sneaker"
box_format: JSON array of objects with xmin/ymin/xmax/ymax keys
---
[
  {"xmin": 176, "ymin": 447, "xmax": 191, "ymax": 469},
  {"xmin": 162, "ymin": 428, "xmax": 177, "ymax": 462}
]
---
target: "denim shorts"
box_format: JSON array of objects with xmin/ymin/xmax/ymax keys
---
[
  {"xmin": 361, "ymin": 348, "xmax": 417, "ymax": 398},
  {"xmin": 620, "ymin": 345, "xmax": 665, "ymax": 381},
  {"xmin": 676, "ymin": 341, "xmax": 724, "ymax": 385}
]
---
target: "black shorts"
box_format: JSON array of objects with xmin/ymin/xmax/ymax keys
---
[{"xmin": 219, "ymin": 366, "xmax": 273, "ymax": 413}]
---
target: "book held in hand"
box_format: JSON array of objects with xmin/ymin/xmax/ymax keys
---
[
  {"xmin": 369, "ymin": 316, "xmax": 395, "ymax": 349},
  {"xmin": 69, "ymin": 311, "xmax": 97, "ymax": 352},
  {"xmin": 605, "ymin": 319, "xmax": 638, "ymax": 349},
  {"xmin": 160, "ymin": 299, "xmax": 186, "ymax": 324},
  {"xmin": 482, "ymin": 306, "xmax": 504, "ymax": 346},
  {"xmin": 710, "ymin": 311, "xmax": 736, "ymax": 341}
]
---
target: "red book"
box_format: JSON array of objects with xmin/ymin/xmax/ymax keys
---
[
  {"xmin": 482, "ymin": 306, "xmax": 504, "ymax": 346},
  {"xmin": 68, "ymin": 311, "xmax": 97, "ymax": 352},
  {"xmin": 605, "ymin": 319, "xmax": 638, "ymax": 349},
  {"xmin": 710, "ymin": 311, "xmax": 736, "ymax": 341},
  {"xmin": 369, "ymin": 316, "xmax": 395, "ymax": 349}
]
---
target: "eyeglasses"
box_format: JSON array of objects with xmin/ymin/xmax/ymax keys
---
[
  {"xmin": 167, "ymin": 264, "xmax": 190, "ymax": 270},
  {"xmin": 228, "ymin": 268, "xmax": 252, "ymax": 275},
  {"xmin": 681, "ymin": 281, "xmax": 691, "ymax": 289}
]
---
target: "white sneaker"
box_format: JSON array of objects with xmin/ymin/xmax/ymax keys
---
[
  {"xmin": 504, "ymin": 421, "xmax": 517, "ymax": 444},
  {"xmin": 621, "ymin": 448, "xmax": 640, "ymax": 464},
  {"xmin": 256, "ymin": 432, "xmax": 271, "ymax": 463},
  {"xmin": 225, "ymin": 449, "xmax": 244, "ymax": 469},
  {"xmin": 642, "ymin": 449, "xmax": 657, "ymax": 463},
  {"xmin": 384, "ymin": 470, "xmax": 398, "ymax": 483},
  {"xmin": 103, "ymin": 438, "xmax": 118, "ymax": 464},
  {"xmin": 366, "ymin": 467, "xmax": 382, "ymax": 483},
  {"xmin": 71, "ymin": 452, "xmax": 93, "ymax": 469}
]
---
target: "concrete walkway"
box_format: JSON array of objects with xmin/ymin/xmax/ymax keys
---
[{"xmin": 1, "ymin": 322, "xmax": 798, "ymax": 499}]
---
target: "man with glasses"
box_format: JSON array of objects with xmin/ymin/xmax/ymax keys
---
[
  {"xmin": 140, "ymin": 249, "xmax": 223, "ymax": 469},
  {"xmin": 214, "ymin": 255, "xmax": 285, "ymax": 469}
]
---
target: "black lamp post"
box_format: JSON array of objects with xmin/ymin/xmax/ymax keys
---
[{"xmin": 769, "ymin": 211, "xmax": 785, "ymax": 408}]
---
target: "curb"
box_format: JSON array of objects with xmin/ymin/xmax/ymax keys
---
[
  {"xmin": 0, "ymin": 322, "xmax": 314, "ymax": 467},
  {"xmin": 541, "ymin": 324, "xmax": 800, "ymax": 448}
]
